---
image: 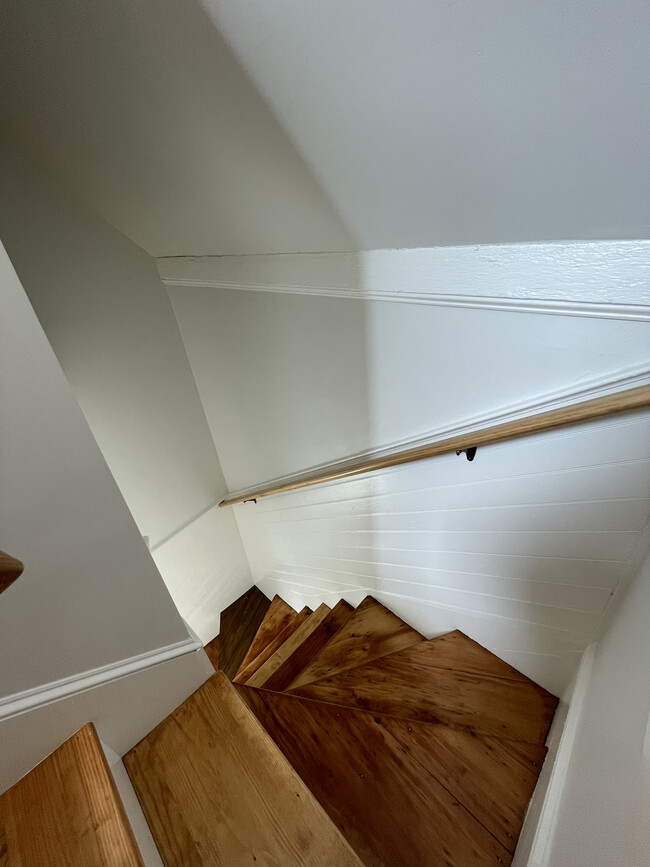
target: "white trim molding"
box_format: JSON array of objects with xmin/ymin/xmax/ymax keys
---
[
  {"xmin": 158, "ymin": 241, "xmax": 650, "ymax": 322},
  {"xmin": 524, "ymin": 643, "xmax": 596, "ymax": 867},
  {"xmin": 0, "ymin": 635, "xmax": 203, "ymax": 722},
  {"xmin": 224, "ymin": 363, "xmax": 650, "ymax": 504}
]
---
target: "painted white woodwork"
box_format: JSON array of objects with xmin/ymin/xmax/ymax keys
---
[
  {"xmin": 533, "ymin": 547, "xmax": 650, "ymax": 866},
  {"xmin": 168, "ymin": 280, "xmax": 650, "ymax": 493},
  {"xmin": 151, "ymin": 504, "xmax": 253, "ymax": 644},
  {"xmin": 0, "ymin": 242, "xmax": 213, "ymax": 793},
  {"xmin": 0, "ymin": 649, "xmax": 213, "ymax": 795},
  {"xmin": 234, "ymin": 411, "xmax": 650, "ymax": 696},
  {"xmin": 0, "ymin": 241, "xmax": 194, "ymax": 694},
  {"xmin": 0, "ymin": 146, "xmax": 253, "ymax": 642},
  {"xmin": 159, "ymin": 242, "xmax": 650, "ymax": 321}
]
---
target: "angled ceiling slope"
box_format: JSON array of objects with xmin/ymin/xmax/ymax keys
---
[{"xmin": 2, "ymin": 0, "xmax": 649, "ymax": 256}]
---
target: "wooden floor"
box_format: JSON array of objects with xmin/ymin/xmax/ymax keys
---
[
  {"xmin": 0, "ymin": 723, "xmax": 143, "ymax": 866},
  {"xmin": 235, "ymin": 594, "xmax": 297, "ymax": 677},
  {"xmin": 124, "ymin": 673, "xmax": 362, "ymax": 867}
]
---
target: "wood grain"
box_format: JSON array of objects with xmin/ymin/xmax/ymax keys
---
[
  {"xmin": 235, "ymin": 594, "xmax": 297, "ymax": 678},
  {"xmin": 234, "ymin": 606, "xmax": 312, "ymax": 685},
  {"xmin": 0, "ymin": 549, "xmax": 24, "ymax": 596},
  {"xmin": 0, "ymin": 722, "xmax": 143, "ymax": 866},
  {"xmin": 203, "ymin": 634, "xmax": 220, "ymax": 671},
  {"xmin": 237, "ymin": 686, "xmax": 511, "ymax": 866},
  {"xmin": 410, "ymin": 629, "xmax": 535, "ymax": 683},
  {"xmin": 380, "ymin": 715, "xmax": 546, "ymax": 852},
  {"xmin": 124, "ymin": 673, "xmax": 362, "ymax": 867},
  {"xmin": 220, "ymin": 384, "xmax": 650, "ymax": 506},
  {"xmin": 257, "ymin": 600, "xmax": 354, "ymax": 692},
  {"xmin": 245, "ymin": 603, "xmax": 332, "ymax": 688},
  {"xmin": 286, "ymin": 595, "xmax": 424, "ymax": 691},
  {"xmin": 218, "ymin": 585, "xmax": 271, "ymax": 679},
  {"xmin": 292, "ymin": 638, "xmax": 558, "ymax": 745}
]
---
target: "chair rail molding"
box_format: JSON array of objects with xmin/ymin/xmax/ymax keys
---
[
  {"xmin": 0, "ymin": 635, "xmax": 203, "ymax": 722},
  {"xmin": 158, "ymin": 241, "xmax": 650, "ymax": 322}
]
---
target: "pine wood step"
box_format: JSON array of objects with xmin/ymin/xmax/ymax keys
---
[
  {"xmin": 235, "ymin": 594, "xmax": 297, "ymax": 678},
  {"xmin": 0, "ymin": 549, "xmax": 24, "ymax": 596},
  {"xmin": 245, "ymin": 603, "xmax": 332, "ymax": 688},
  {"xmin": 236, "ymin": 685, "xmax": 511, "ymax": 867},
  {"xmin": 380, "ymin": 715, "xmax": 546, "ymax": 853},
  {"xmin": 233, "ymin": 606, "xmax": 313, "ymax": 685},
  {"xmin": 124, "ymin": 672, "xmax": 362, "ymax": 867},
  {"xmin": 218, "ymin": 585, "xmax": 271, "ymax": 680},
  {"xmin": 203, "ymin": 634, "xmax": 220, "ymax": 671},
  {"xmin": 285, "ymin": 596, "xmax": 424, "ymax": 691},
  {"xmin": 291, "ymin": 634, "xmax": 558, "ymax": 745},
  {"xmin": 0, "ymin": 723, "xmax": 143, "ymax": 866},
  {"xmin": 252, "ymin": 599, "xmax": 355, "ymax": 692}
]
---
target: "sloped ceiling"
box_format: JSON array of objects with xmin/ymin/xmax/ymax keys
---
[{"xmin": 2, "ymin": 0, "xmax": 649, "ymax": 256}]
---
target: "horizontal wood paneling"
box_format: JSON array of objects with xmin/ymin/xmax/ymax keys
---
[{"xmin": 235, "ymin": 413, "xmax": 650, "ymax": 695}]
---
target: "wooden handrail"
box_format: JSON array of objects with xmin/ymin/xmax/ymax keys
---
[
  {"xmin": 0, "ymin": 549, "xmax": 24, "ymax": 595},
  {"xmin": 219, "ymin": 384, "xmax": 650, "ymax": 507}
]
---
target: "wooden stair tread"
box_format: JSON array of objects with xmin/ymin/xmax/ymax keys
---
[
  {"xmin": 218, "ymin": 585, "xmax": 271, "ymax": 679},
  {"xmin": 0, "ymin": 549, "xmax": 24, "ymax": 596},
  {"xmin": 256, "ymin": 599, "xmax": 355, "ymax": 692},
  {"xmin": 124, "ymin": 672, "xmax": 361, "ymax": 867},
  {"xmin": 237, "ymin": 685, "xmax": 511, "ymax": 867},
  {"xmin": 286, "ymin": 596, "xmax": 424, "ymax": 691},
  {"xmin": 235, "ymin": 594, "xmax": 297, "ymax": 678},
  {"xmin": 203, "ymin": 634, "xmax": 220, "ymax": 671},
  {"xmin": 246, "ymin": 603, "xmax": 332, "ymax": 688},
  {"xmin": 422, "ymin": 629, "xmax": 535, "ymax": 683},
  {"xmin": 234, "ymin": 606, "xmax": 313, "ymax": 684},
  {"xmin": 0, "ymin": 723, "xmax": 143, "ymax": 866},
  {"xmin": 291, "ymin": 638, "xmax": 558, "ymax": 745},
  {"xmin": 380, "ymin": 715, "xmax": 546, "ymax": 852}
]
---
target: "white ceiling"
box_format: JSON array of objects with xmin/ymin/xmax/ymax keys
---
[{"xmin": 2, "ymin": 0, "xmax": 649, "ymax": 255}]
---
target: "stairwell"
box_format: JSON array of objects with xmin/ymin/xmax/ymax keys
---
[
  {"xmin": 0, "ymin": 586, "xmax": 557, "ymax": 865},
  {"xmin": 120, "ymin": 587, "xmax": 557, "ymax": 866}
]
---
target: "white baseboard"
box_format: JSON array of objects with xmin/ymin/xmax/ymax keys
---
[
  {"xmin": 518, "ymin": 643, "xmax": 596, "ymax": 867},
  {"xmin": 0, "ymin": 635, "xmax": 202, "ymax": 722}
]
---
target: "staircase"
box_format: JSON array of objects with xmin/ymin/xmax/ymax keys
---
[{"xmin": 123, "ymin": 588, "xmax": 558, "ymax": 866}]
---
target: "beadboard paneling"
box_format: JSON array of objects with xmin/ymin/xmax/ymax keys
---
[{"xmin": 234, "ymin": 412, "xmax": 650, "ymax": 695}]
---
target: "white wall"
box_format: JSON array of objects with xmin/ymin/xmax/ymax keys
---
[
  {"xmin": 234, "ymin": 412, "xmax": 650, "ymax": 697},
  {"xmin": 541, "ymin": 546, "xmax": 650, "ymax": 866},
  {"xmin": 166, "ymin": 249, "xmax": 649, "ymax": 695},
  {"xmin": 0, "ymin": 146, "xmax": 252, "ymax": 641},
  {"xmin": 0, "ymin": 242, "xmax": 214, "ymax": 792},
  {"xmin": 168, "ymin": 269, "xmax": 650, "ymax": 492}
]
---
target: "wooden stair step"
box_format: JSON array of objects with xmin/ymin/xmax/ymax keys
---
[
  {"xmin": 291, "ymin": 636, "xmax": 558, "ymax": 745},
  {"xmin": 124, "ymin": 672, "xmax": 362, "ymax": 867},
  {"xmin": 285, "ymin": 595, "xmax": 424, "ymax": 691},
  {"xmin": 380, "ymin": 715, "xmax": 546, "ymax": 853},
  {"xmin": 0, "ymin": 723, "xmax": 143, "ymax": 866},
  {"xmin": 0, "ymin": 549, "xmax": 24, "ymax": 596},
  {"xmin": 218, "ymin": 585, "xmax": 271, "ymax": 680},
  {"xmin": 203, "ymin": 634, "xmax": 220, "ymax": 671},
  {"xmin": 235, "ymin": 594, "xmax": 297, "ymax": 678},
  {"xmin": 248, "ymin": 600, "xmax": 354, "ymax": 691},
  {"xmin": 233, "ymin": 606, "xmax": 313, "ymax": 684},
  {"xmin": 246, "ymin": 603, "xmax": 332, "ymax": 688},
  {"xmin": 236, "ymin": 685, "xmax": 511, "ymax": 867}
]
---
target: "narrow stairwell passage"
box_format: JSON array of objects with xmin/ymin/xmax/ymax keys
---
[{"xmin": 126, "ymin": 588, "xmax": 558, "ymax": 866}]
